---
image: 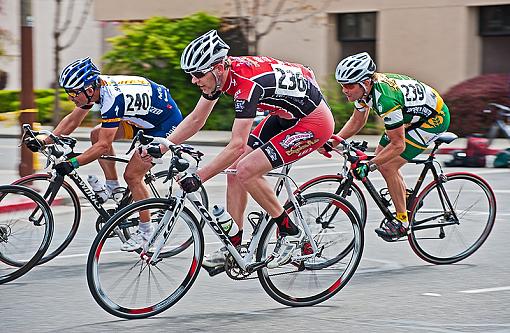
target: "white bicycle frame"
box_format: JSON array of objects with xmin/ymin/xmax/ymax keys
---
[{"xmin": 145, "ymin": 164, "xmax": 319, "ymax": 270}]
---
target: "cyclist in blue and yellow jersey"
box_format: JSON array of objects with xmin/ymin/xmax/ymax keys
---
[
  {"xmin": 327, "ymin": 52, "xmax": 450, "ymax": 240},
  {"xmin": 25, "ymin": 57, "xmax": 183, "ymax": 250}
]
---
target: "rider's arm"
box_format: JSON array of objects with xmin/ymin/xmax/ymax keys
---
[
  {"xmin": 333, "ymin": 108, "xmax": 370, "ymax": 146},
  {"xmin": 370, "ymin": 125, "xmax": 406, "ymax": 166},
  {"xmin": 197, "ymin": 118, "xmax": 253, "ymax": 182},
  {"xmin": 45, "ymin": 107, "xmax": 89, "ymax": 143},
  {"xmin": 74, "ymin": 127, "xmax": 117, "ymax": 166},
  {"xmin": 167, "ymin": 96, "xmax": 219, "ymax": 145}
]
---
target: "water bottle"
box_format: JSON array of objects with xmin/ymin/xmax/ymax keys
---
[
  {"xmin": 212, "ymin": 205, "xmax": 239, "ymax": 237},
  {"xmin": 87, "ymin": 175, "xmax": 109, "ymax": 203}
]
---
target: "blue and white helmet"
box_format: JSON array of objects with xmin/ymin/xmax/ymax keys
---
[
  {"xmin": 335, "ymin": 52, "xmax": 376, "ymax": 84},
  {"xmin": 180, "ymin": 30, "xmax": 230, "ymax": 73},
  {"xmin": 59, "ymin": 57, "xmax": 100, "ymax": 89}
]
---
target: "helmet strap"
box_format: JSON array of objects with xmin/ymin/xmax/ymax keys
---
[
  {"xmin": 358, "ymin": 79, "xmax": 373, "ymax": 104},
  {"xmin": 211, "ymin": 69, "xmax": 222, "ymax": 94}
]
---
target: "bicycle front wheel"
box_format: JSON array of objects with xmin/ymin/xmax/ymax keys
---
[
  {"xmin": 87, "ymin": 198, "xmax": 204, "ymax": 319},
  {"xmin": 298, "ymin": 175, "xmax": 367, "ymax": 227},
  {"xmin": 0, "ymin": 185, "xmax": 54, "ymax": 284},
  {"xmin": 257, "ymin": 192, "xmax": 363, "ymax": 306},
  {"xmin": 409, "ymin": 172, "xmax": 496, "ymax": 264},
  {"xmin": 12, "ymin": 173, "xmax": 80, "ymax": 264}
]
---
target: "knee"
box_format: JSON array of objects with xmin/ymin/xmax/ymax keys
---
[
  {"xmin": 235, "ymin": 161, "xmax": 254, "ymax": 184},
  {"xmin": 123, "ymin": 169, "xmax": 142, "ymax": 186},
  {"xmin": 90, "ymin": 127, "xmax": 100, "ymax": 143}
]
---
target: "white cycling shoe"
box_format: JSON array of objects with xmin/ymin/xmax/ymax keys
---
[
  {"xmin": 267, "ymin": 229, "xmax": 304, "ymax": 269},
  {"xmin": 120, "ymin": 226, "xmax": 154, "ymax": 252},
  {"xmin": 202, "ymin": 247, "xmax": 228, "ymax": 268}
]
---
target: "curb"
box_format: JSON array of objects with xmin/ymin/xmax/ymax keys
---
[{"xmin": 0, "ymin": 197, "xmax": 64, "ymax": 213}]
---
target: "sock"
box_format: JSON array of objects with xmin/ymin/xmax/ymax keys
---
[
  {"xmin": 138, "ymin": 222, "xmax": 152, "ymax": 234},
  {"xmin": 396, "ymin": 212, "xmax": 409, "ymax": 228},
  {"xmin": 106, "ymin": 180, "xmax": 120, "ymax": 192},
  {"xmin": 229, "ymin": 229, "xmax": 243, "ymax": 247},
  {"xmin": 272, "ymin": 211, "xmax": 299, "ymax": 236}
]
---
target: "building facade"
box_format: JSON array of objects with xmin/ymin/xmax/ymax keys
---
[{"xmin": 1, "ymin": 0, "xmax": 509, "ymax": 93}]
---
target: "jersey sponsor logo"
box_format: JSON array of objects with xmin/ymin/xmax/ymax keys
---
[
  {"xmin": 406, "ymin": 106, "xmax": 433, "ymax": 118},
  {"xmin": 234, "ymin": 89, "xmax": 242, "ymax": 99},
  {"xmin": 264, "ymin": 146, "xmax": 278, "ymax": 162},
  {"xmin": 285, "ymin": 138, "xmax": 319, "ymax": 156},
  {"xmin": 149, "ymin": 106, "xmax": 164, "ymax": 115},
  {"xmin": 279, "ymin": 131, "xmax": 314, "ymax": 149},
  {"xmin": 234, "ymin": 99, "xmax": 246, "ymax": 112}
]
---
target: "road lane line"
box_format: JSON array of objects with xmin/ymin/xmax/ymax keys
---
[{"xmin": 459, "ymin": 286, "xmax": 510, "ymax": 294}]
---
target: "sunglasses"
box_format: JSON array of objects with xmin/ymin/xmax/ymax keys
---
[
  {"xmin": 65, "ymin": 89, "xmax": 83, "ymax": 98},
  {"xmin": 341, "ymin": 83, "xmax": 359, "ymax": 90},
  {"xmin": 190, "ymin": 67, "xmax": 214, "ymax": 79}
]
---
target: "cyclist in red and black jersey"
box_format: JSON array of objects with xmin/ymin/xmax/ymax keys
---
[{"xmin": 145, "ymin": 30, "xmax": 334, "ymax": 268}]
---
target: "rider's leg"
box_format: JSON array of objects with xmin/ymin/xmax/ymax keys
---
[
  {"xmin": 120, "ymin": 150, "xmax": 154, "ymax": 251},
  {"xmin": 377, "ymin": 154, "xmax": 408, "ymax": 222},
  {"xmin": 90, "ymin": 124, "xmax": 121, "ymax": 181}
]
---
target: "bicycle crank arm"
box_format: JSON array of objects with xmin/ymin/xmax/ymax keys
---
[
  {"xmin": 202, "ymin": 265, "xmax": 225, "ymax": 277},
  {"xmin": 246, "ymin": 257, "xmax": 274, "ymax": 273}
]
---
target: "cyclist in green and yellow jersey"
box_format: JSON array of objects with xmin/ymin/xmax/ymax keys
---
[{"xmin": 328, "ymin": 52, "xmax": 450, "ymax": 240}]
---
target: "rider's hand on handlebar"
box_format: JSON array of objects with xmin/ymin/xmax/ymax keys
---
[
  {"xmin": 352, "ymin": 161, "xmax": 370, "ymax": 180},
  {"xmin": 179, "ymin": 174, "xmax": 202, "ymax": 193},
  {"xmin": 54, "ymin": 160, "xmax": 75, "ymax": 176},
  {"xmin": 318, "ymin": 141, "xmax": 334, "ymax": 157},
  {"xmin": 25, "ymin": 137, "xmax": 45, "ymax": 152}
]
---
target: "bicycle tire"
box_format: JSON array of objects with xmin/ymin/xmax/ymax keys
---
[
  {"xmin": 0, "ymin": 185, "xmax": 54, "ymax": 284},
  {"xmin": 11, "ymin": 173, "xmax": 80, "ymax": 265},
  {"xmin": 87, "ymin": 198, "xmax": 203, "ymax": 319},
  {"xmin": 408, "ymin": 172, "xmax": 496, "ymax": 264},
  {"xmin": 297, "ymin": 175, "xmax": 367, "ymax": 227},
  {"xmin": 256, "ymin": 192, "xmax": 363, "ymax": 307}
]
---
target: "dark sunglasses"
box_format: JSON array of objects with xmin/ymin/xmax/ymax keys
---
[
  {"xmin": 341, "ymin": 83, "xmax": 359, "ymax": 90},
  {"xmin": 190, "ymin": 67, "xmax": 214, "ymax": 79}
]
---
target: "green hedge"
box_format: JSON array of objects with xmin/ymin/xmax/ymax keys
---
[{"xmin": 0, "ymin": 89, "xmax": 78, "ymax": 124}]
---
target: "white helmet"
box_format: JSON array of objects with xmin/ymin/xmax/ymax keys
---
[
  {"xmin": 335, "ymin": 52, "xmax": 376, "ymax": 84},
  {"xmin": 180, "ymin": 30, "xmax": 230, "ymax": 73}
]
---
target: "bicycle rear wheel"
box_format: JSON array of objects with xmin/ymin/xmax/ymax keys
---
[
  {"xmin": 12, "ymin": 173, "xmax": 80, "ymax": 264},
  {"xmin": 0, "ymin": 185, "xmax": 54, "ymax": 284},
  {"xmin": 298, "ymin": 175, "xmax": 367, "ymax": 227},
  {"xmin": 257, "ymin": 192, "xmax": 363, "ymax": 306},
  {"xmin": 409, "ymin": 172, "xmax": 496, "ymax": 264},
  {"xmin": 87, "ymin": 198, "xmax": 203, "ymax": 319}
]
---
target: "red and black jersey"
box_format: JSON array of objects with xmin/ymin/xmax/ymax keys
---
[{"xmin": 220, "ymin": 56, "xmax": 324, "ymax": 120}]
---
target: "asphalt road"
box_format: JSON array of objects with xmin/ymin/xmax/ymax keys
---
[{"xmin": 1, "ymin": 139, "xmax": 509, "ymax": 332}]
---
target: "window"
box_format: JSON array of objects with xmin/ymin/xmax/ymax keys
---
[
  {"xmin": 337, "ymin": 13, "xmax": 377, "ymax": 60},
  {"xmin": 479, "ymin": 5, "xmax": 510, "ymax": 74}
]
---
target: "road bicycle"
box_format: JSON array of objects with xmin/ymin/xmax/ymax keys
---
[
  {"xmin": 297, "ymin": 133, "xmax": 496, "ymax": 264},
  {"xmin": 14, "ymin": 124, "xmax": 208, "ymax": 265},
  {"xmin": 0, "ymin": 185, "xmax": 54, "ymax": 284},
  {"xmin": 86, "ymin": 132, "xmax": 364, "ymax": 319}
]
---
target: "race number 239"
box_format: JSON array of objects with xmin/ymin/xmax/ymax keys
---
[{"xmin": 273, "ymin": 64, "xmax": 307, "ymax": 98}]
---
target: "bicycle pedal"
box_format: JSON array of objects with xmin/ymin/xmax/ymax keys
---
[{"xmin": 202, "ymin": 264, "xmax": 225, "ymax": 277}]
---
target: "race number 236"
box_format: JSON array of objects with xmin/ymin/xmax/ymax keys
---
[{"xmin": 273, "ymin": 64, "xmax": 307, "ymax": 98}]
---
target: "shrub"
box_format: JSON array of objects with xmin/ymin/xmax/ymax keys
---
[
  {"xmin": 0, "ymin": 89, "xmax": 76, "ymax": 124},
  {"xmin": 443, "ymin": 73, "xmax": 510, "ymax": 137}
]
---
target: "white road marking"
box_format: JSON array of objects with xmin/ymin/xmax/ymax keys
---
[
  {"xmin": 459, "ymin": 286, "xmax": 510, "ymax": 294},
  {"xmin": 421, "ymin": 293, "xmax": 442, "ymax": 297}
]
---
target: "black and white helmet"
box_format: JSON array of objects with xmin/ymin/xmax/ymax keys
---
[
  {"xmin": 180, "ymin": 30, "xmax": 230, "ymax": 73},
  {"xmin": 335, "ymin": 52, "xmax": 376, "ymax": 84}
]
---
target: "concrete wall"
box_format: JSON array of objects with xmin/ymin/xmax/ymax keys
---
[
  {"xmin": 0, "ymin": 0, "xmax": 102, "ymax": 90},
  {"xmin": 1, "ymin": 0, "xmax": 509, "ymax": 92}
]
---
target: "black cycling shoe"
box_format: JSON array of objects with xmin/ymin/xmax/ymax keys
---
[{"xmin": 375, "ymin": 220, "xmax": 408, "ymax": 241}]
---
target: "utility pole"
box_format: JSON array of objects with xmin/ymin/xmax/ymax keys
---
[{"xmin": 18, "ymin": 0, "xmax": 36, "ymax": 177}]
